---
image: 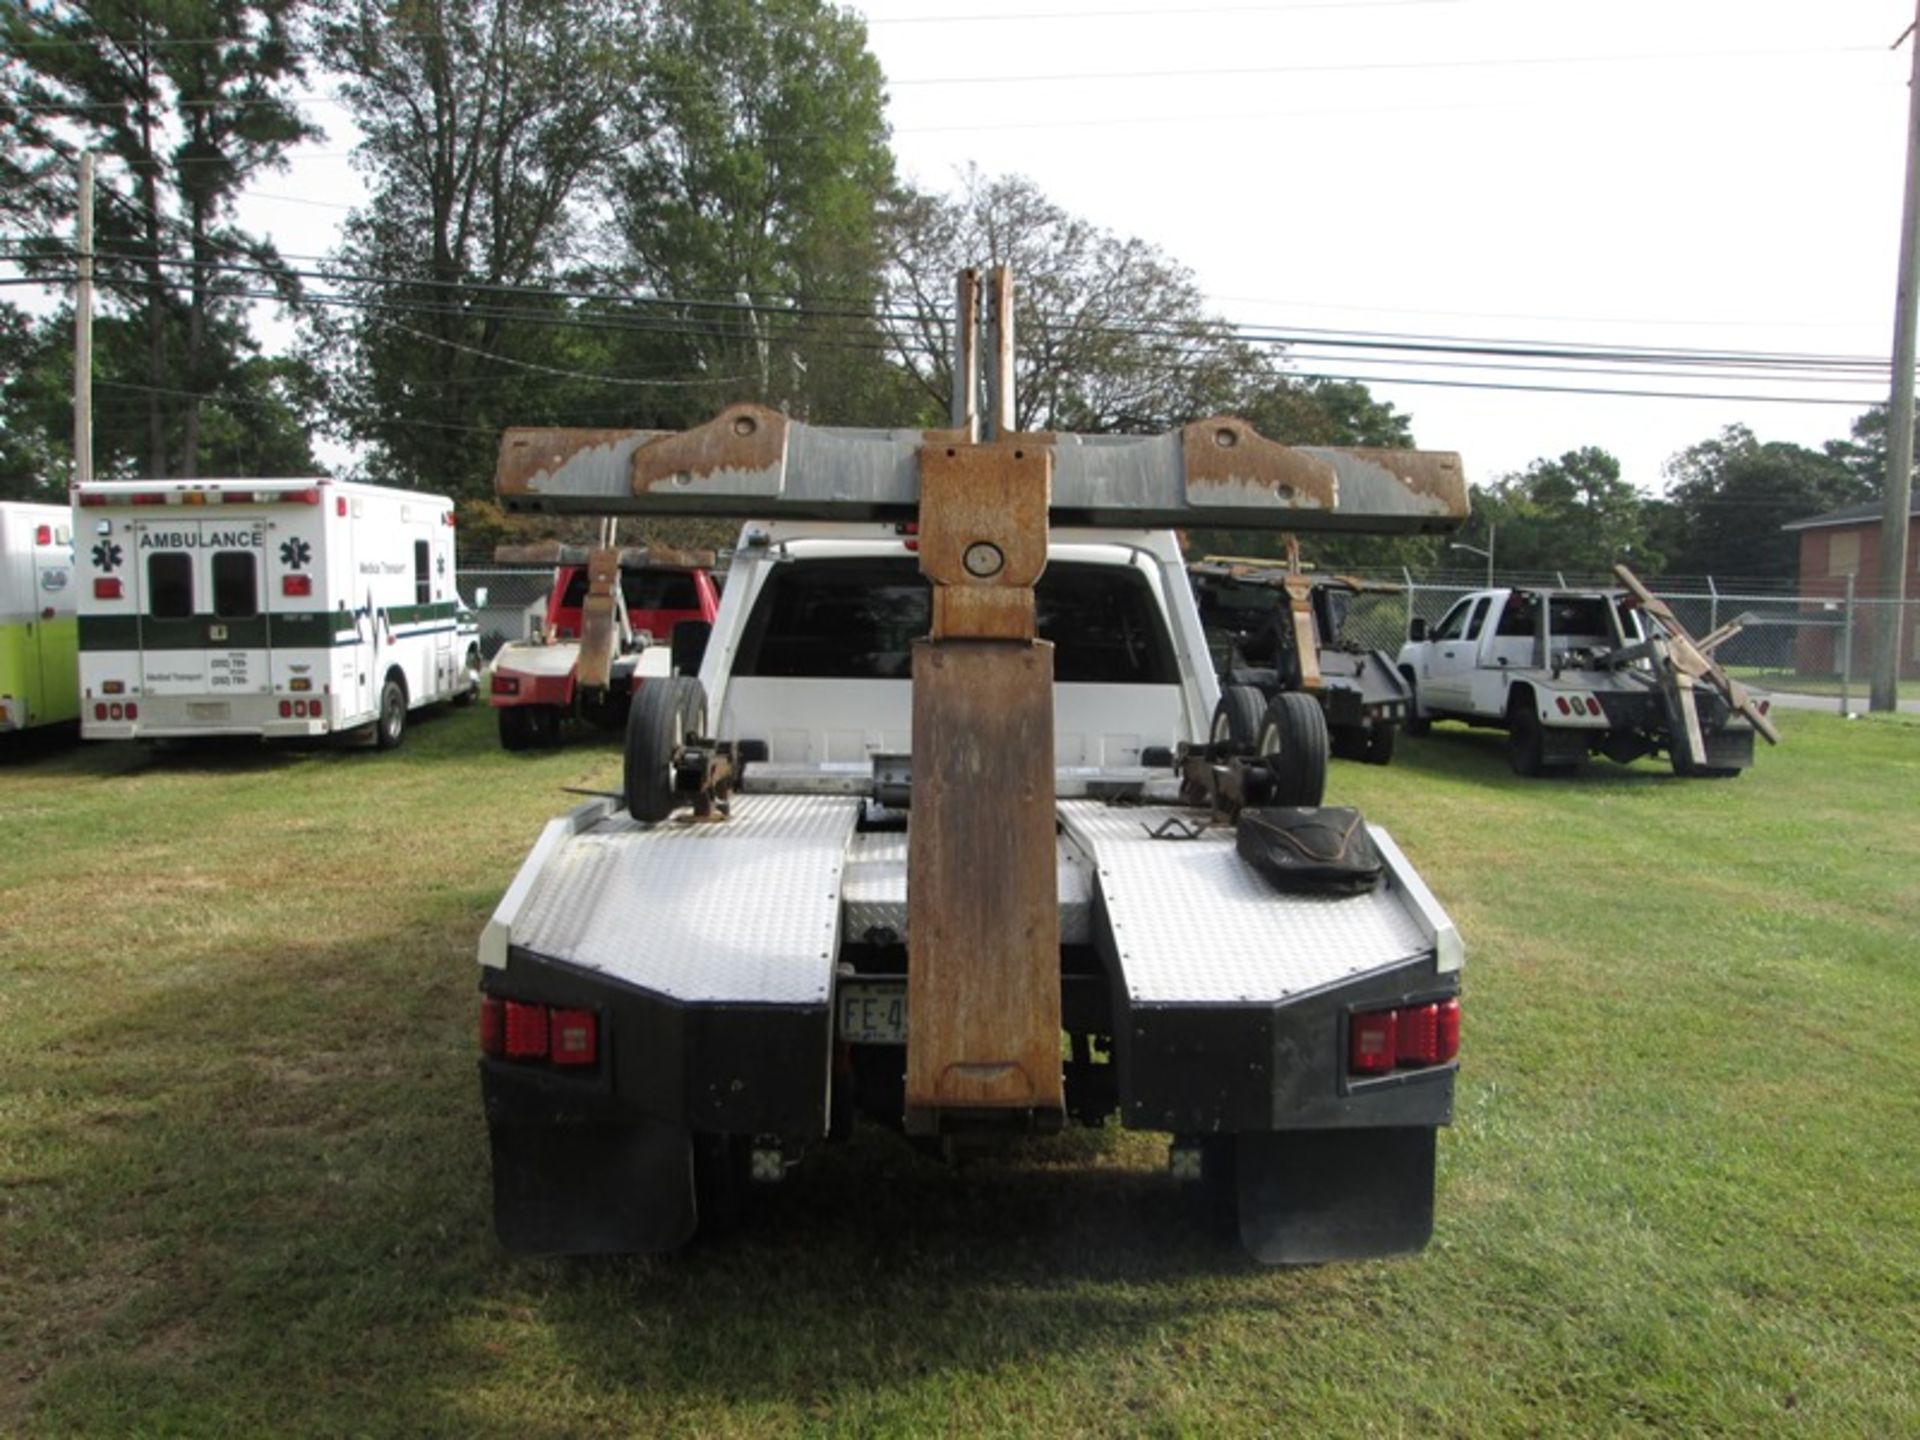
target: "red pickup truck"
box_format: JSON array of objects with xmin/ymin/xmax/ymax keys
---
[{"xmin": 488, "ymin": 545, "xmax": 719, "ymax": 749}]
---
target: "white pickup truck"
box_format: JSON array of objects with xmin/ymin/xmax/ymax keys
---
[
  {"xmin": 1395, "ymin": 584, "xmax": 1773, "ymax": 777},
  {"xmin": 478, "ymin": 520, "xmax": 1466, "ymax": 1265}
]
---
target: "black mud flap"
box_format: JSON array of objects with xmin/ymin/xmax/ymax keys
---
[
  {"xmin": 1236, "ymin": 1126, "xmax": 1436, "ymax": 1265},
  {"xmin": 490, "ymin": 1118, "xmax": 695, "ymax": 1256}
]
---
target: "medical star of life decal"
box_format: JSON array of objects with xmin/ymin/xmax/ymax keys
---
[
  {"xmin": 280, "ymin": 538, "xmax": 312, "ymax": 569},
  {"xmin": 92, "ymin": 540, "xmax": 122, "ymax": 571}
]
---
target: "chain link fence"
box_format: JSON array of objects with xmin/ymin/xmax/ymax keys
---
[
  {"xmin": 457, "ymin": 555, "xmax": 1920, "ymax": 698},
  {"xmin": 455, "ymin": 567, "xmax": 554, "ymax": 658}
]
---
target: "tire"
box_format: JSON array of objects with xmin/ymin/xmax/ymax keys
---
[
  {"xmin": 1209, "ymin": 684, "xmax": 1268, "ymax": 751},
  {"xmin": 624, "ymin": 675, "xmax": 706, "ymax": 822},
  {"xmin": 1255, "ymin": 692, "xmax": 1330, "ymax": 806},
  {"xmin": 527, "ymin": 705, "xmax": 564, "ymax": 749},
  {"xmin": 1400, "ymin": 668, "xmax": 1431, "ymax": 737},
  {"xmin": 1507, "ymin": 698, "xmax": 1547, "ymax": 777},
  {"xmin": 374, "ymin": 673, "xmax": 407, "ymax": 750},
  {"xmin": 1363, "ymin": 722, "xmax": 1397, "ymax": 766},
  {"xmin": 498, "ymin": 705, "xmax": 533, "ymax": 752},
  {"xmin": 452, "ymin": 646, "xmax": 482, "ymax": 705}
]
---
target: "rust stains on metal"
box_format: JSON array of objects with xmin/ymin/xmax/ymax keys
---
[
  {"xmin": 1341, "ymin": 447, "xmax": 1468, "ymax": 508},
  {"xmin": 630, "ymin": 403, "xmax": 788, "ymax": 494},
  {"xmin": 1182, "ymin": 416, "xmax": 1339, "ymax": 510},
  {"xmin": 906, "ymin": 640, "xmax": 1063, "ymax": 1124},
  {"xmin": 497, "ymin": 427, "xmax": 649, "ymax": 497}
]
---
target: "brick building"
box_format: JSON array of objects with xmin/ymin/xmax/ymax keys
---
[{"xmin": 1784, "ymin": 496, "xmax": 1920, "ymax": 679}]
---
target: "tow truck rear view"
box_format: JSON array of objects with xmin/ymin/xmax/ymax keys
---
[
  {"xmin": 1395, "ymin": 568, "xmax": 1780, "ymax": 777},
  {"xmin": 476, "ymin": 270, "xmax": 1473, "ymax": 1264},
  {"xmin": 488, "ymin": 539, "xmax": 717, "ymax": 749}
]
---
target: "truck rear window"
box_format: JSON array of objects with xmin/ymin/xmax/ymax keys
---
[
  {"xmin": 557, "ymin": 569, "xmax": 701, "ymax": 611},
  {"xmin": 732, "ymin": 557, "xmax": 1178, "ymax": 684}
]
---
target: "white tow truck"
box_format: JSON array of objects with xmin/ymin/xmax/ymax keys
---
[
  {"xmin": 474, "ymin": 270, "xmax": 1474, "ymax": 1264},
  {"xmin": 1395, "ymin": 572, "xmax": 1779, "ymax": 778}
]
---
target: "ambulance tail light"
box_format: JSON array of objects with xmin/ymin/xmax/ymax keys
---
[
  {"xmin": 336, "ymin": 497, "xmax": 347, "ymax": 517},
  {"xmin": 479, "ymin": 996, "xmax": 505, "ymax": 1058},
  {"xmin": 93, "ymin": 577, "xmax": 122, "ymax": 599},
  {"xmin": 93, "ymin": 703, "xmax": 107, "ymax": 720},
  {"xmin": 35, "ymin": 524, "xmax": 51, "ymax": 544},
  {"xmin": 279, "ymin": 700, "xmax": 292, "ymax": 718},
  {"xmin": 492, "ymin": 674, "xmax": 520, "ymax": 696},
  {"xmin": 124, "ymin": 703, "xmax": 138, "ymax": 720},
  {"xmin": 282, "ymin": 574, "xmax": 313, "ymax": 597}
]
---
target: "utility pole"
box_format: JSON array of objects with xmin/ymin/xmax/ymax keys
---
[
  {"xmin": 72, "ymin": 150, "xmax": 94, "ymax": 487},
  {"xmin": 1871, "ymin": 10, "xmax": 1920, "ymax": 712}
]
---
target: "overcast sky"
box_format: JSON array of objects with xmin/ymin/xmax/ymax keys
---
[{"xmin": 223, "ymin": 0, "xmax": 1917, "ymax": 493}]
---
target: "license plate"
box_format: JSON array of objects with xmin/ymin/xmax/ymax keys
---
[
  {"xmin": 189, "ymin": 701, "xmax": 230, "ymax": 722},
  {"xmin": 838, "ymin": 981, "xmax": 907, "ymax": 1045}
]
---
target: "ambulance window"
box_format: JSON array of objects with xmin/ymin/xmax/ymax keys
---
[
  {"xmin": 414, "ymin": 540, "xmax": 431, "ymax": 604},
  {"xmin": 212, "ymin": 551, "xmax": 257, "ymax": 619},
  {"xmin": 148, "ymin": 553, "xmax": 193, "ymax": 618}
]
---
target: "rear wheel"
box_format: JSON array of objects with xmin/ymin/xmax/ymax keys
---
[
  {"xmin": 452, "ymin": 646, "xmax": 482, "ymax": 705},
  {"xmin": 1209, "ymin": 684, "xmax": 1268, "ymax": 751},
  {"xmin": 374, "ymin": 673, "xmax": 407, "ymax": 750},
  {"xmin": 498, "ymin": 705, "xmax": 534, "ymax": 752},
  {"xmin": 1507, "ymin": 699, "xmax": 1547, "ymax": 777},
  {"xmin": 1255, "ymin": 692, "xmax": 1329, "ymax": 806},
  {"xmin": 624, "ymin": 675, "xmax": 706, "ymax": 822},
  {"xmin": 1363, "ymin": 722, "xmax": 1398, "ymax": 766}
]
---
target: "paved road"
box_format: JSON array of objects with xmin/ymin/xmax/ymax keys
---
[{"xmin": 1766, "ymin": 689, "xmax": 1920, "ymax": 715}]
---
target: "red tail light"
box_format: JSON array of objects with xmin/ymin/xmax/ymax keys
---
[
  {"xmin": 503, "ymin": 1001, "xmax": 549, "ymax": 1059},
  {"xmin": 279, "ymin": 700, "xmax": 292, "ymax": 718},
  {"xmin": 1555, "ymin": 696, "xmax": 1571, "ymax": 715},
  {"xmin": 336, "ymin": 497, "xmax": 347, "ymax": 516},
  {"xmin": 35, "ymin": 524, "xmax": 52, "ymax": 545},
  {"xmin": 1349, "ymin": 1010, "xmax": 1397, "ymax": 1075},
  {"xmin": 124, "ymin": 702, "xmax": 138, "ymax": 720},
  {"xmin": 491, "ymin": 674, "xmax": 520, "ymax": 696},
  {"xmin": 93, "ymin": 703, "xmax": 107, "ymax": 720},
  {"xmin": 1352, "ymin": 998, "xmax": 1459, "ymax": 1076},
  {"xmin": 486, "ymin": 997, "xmax": 598, "ymax": 1069},
  {"xmin": 282, "ymin": 574, "xmax": 313, "ymax": 597},
  {"xmin": 94, "ymin": 577, "xmax": 122, "ymax": 600},
  {"xmin": 550, "ymin": 1009, "xmax": 597, "ymax": 1066},
  {"xmin": 1397, "ymin": 1003, "xmax": 1440, "ymax": 1065}
]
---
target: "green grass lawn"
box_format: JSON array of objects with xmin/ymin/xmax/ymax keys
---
[{"xmin": 1, "ymin": 706, "xmax": 1916, "ymax": 1437}]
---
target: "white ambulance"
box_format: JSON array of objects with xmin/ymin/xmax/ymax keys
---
[{"xmin": 74, "ymin": 478, "xmax": 481, "ymax": 747}]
